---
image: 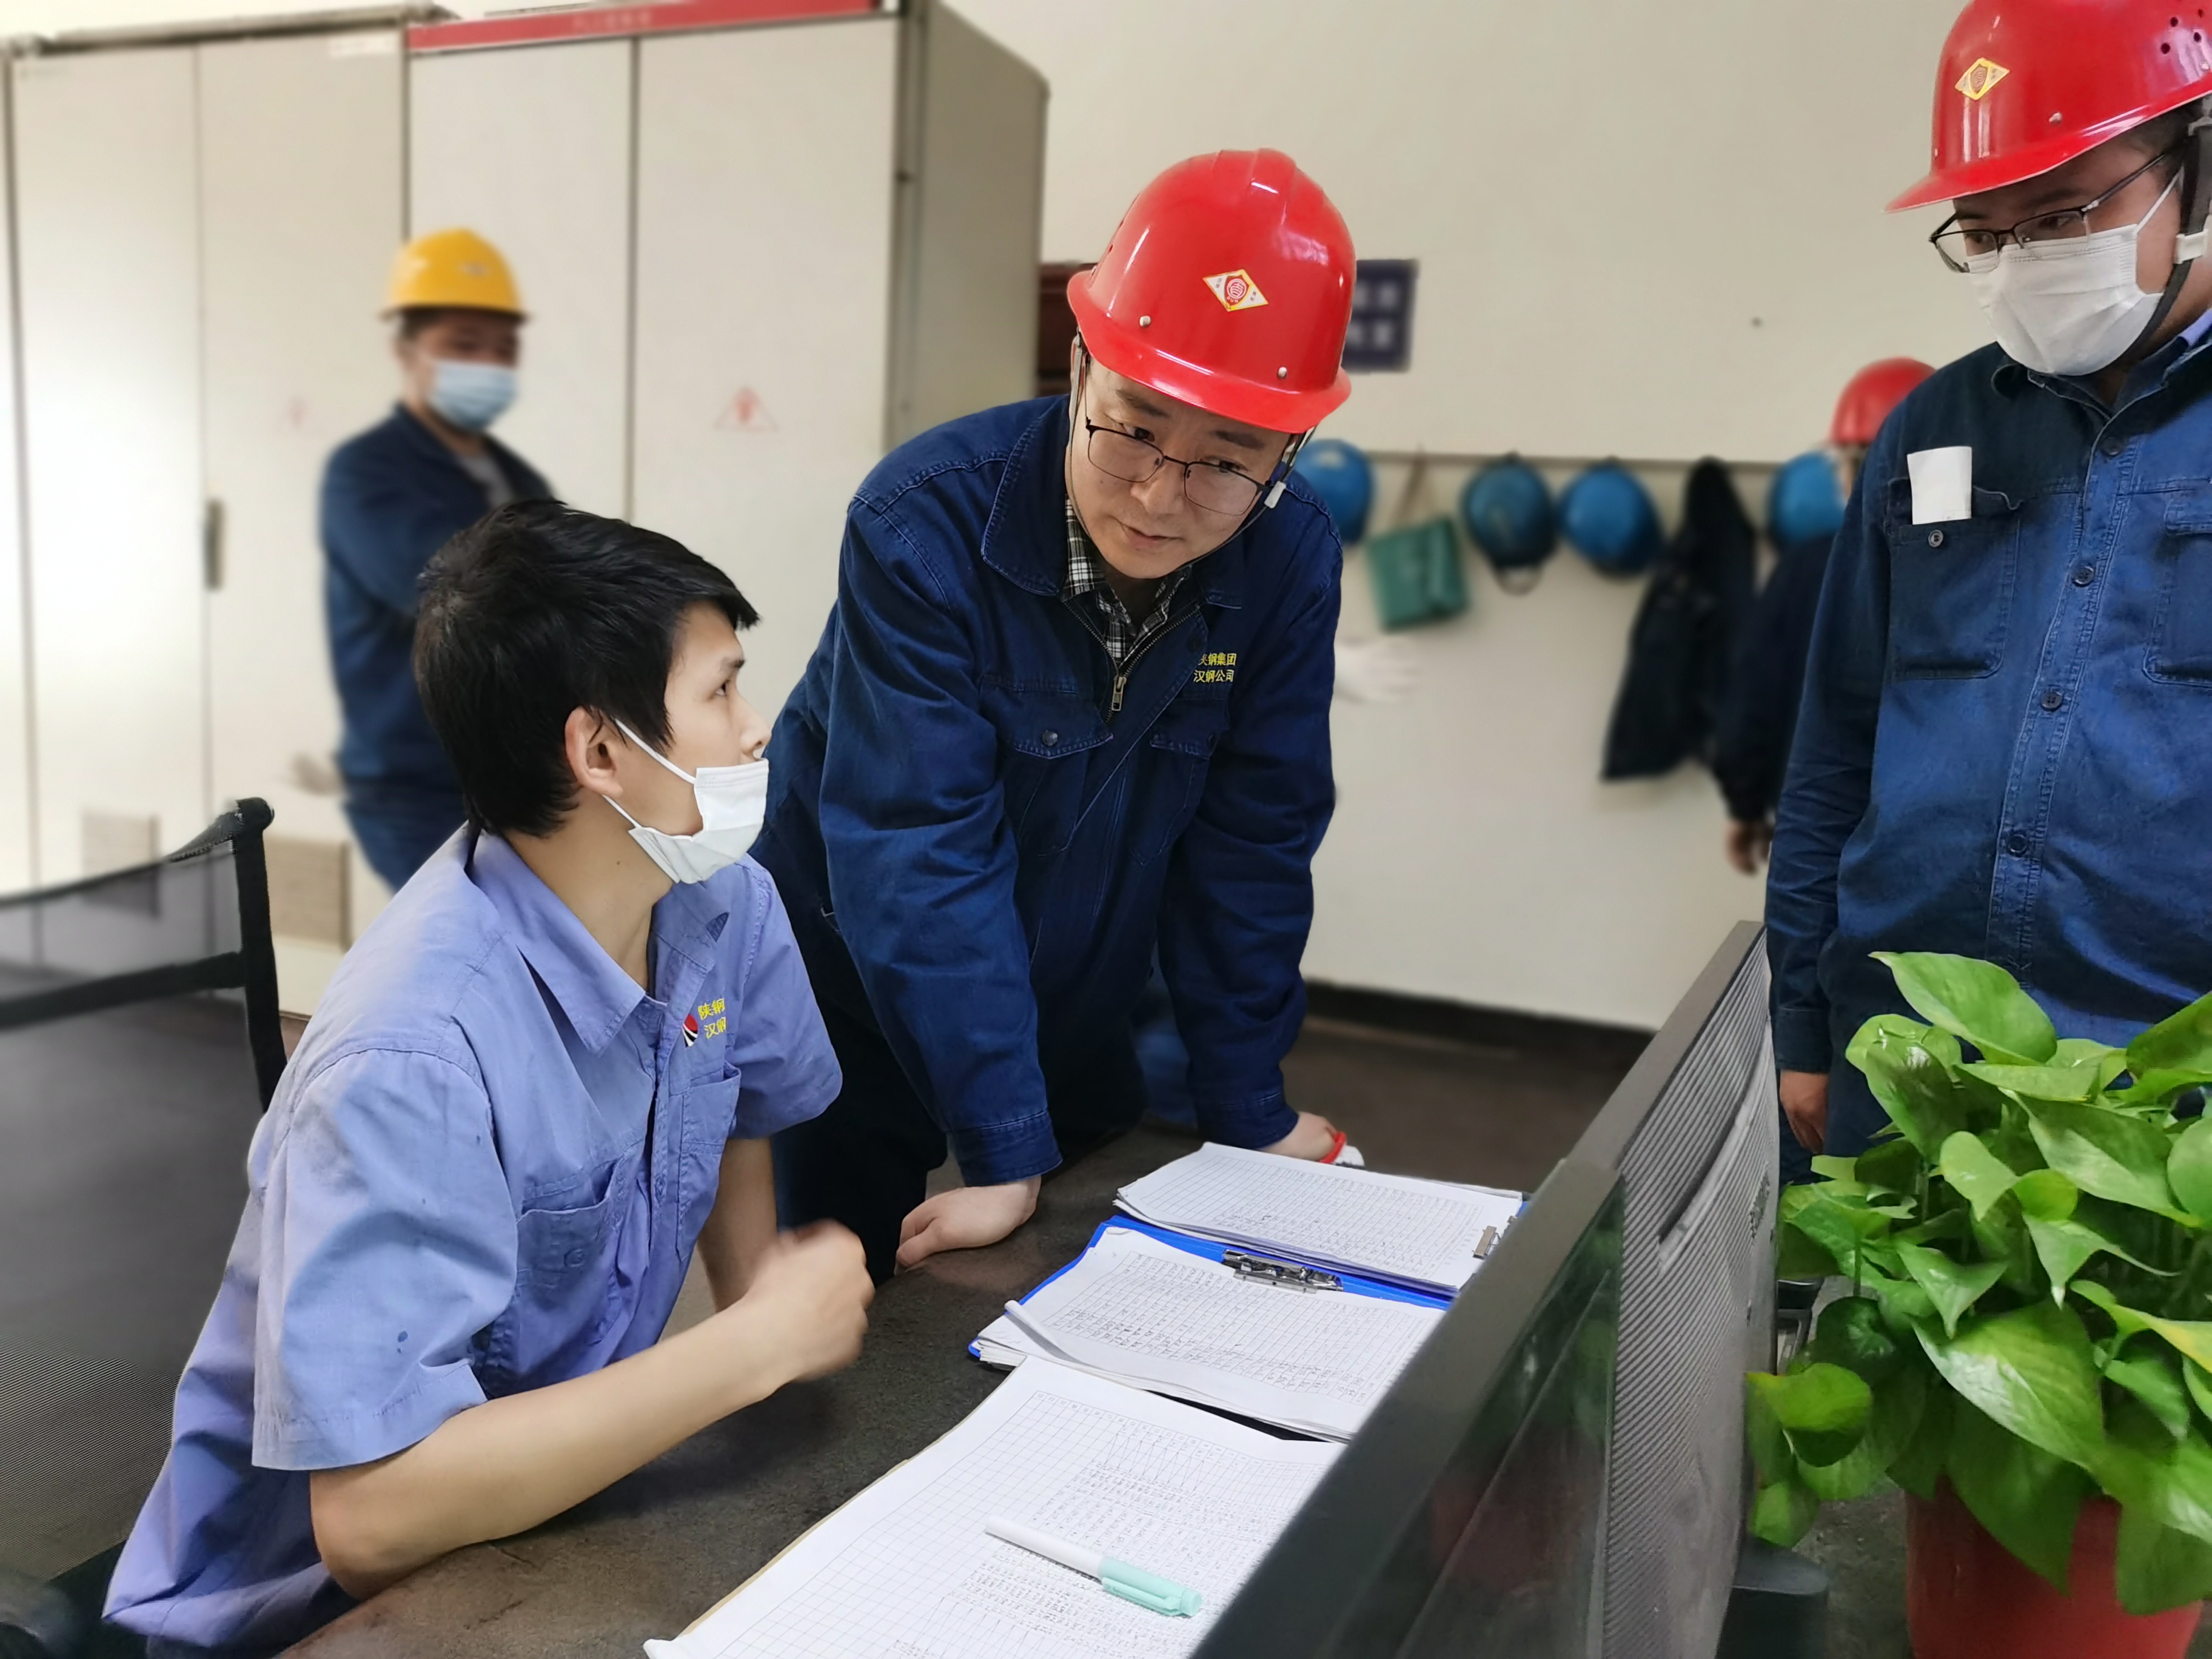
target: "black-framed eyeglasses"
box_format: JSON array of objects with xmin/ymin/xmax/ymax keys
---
[
  {"xmin": 1071, "ymin": 354, "xmax": 1276, "ymax": 519},
  {"xmin": 1929, "ymin": 144, "xmax": 2183, "ymax": 272}
]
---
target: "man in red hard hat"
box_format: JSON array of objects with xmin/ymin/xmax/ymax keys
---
[
  {"xmin": 755, "ymin": 152, "xmax": 1358, "ymax": 1277},
  {"xmin": 1768, "ymin": 0, "xmax": 2212, "ymax": 1173},
  {"xmin": 1715, "ymin": 358, "xmax": 1931, "ymax": 873}
]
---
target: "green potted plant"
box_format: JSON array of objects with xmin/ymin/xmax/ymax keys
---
[{"xmin": 1748, "ymin": 952, "xmax": 2212, "ymax": 1659}]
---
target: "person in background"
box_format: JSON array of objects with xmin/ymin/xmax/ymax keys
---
[
  {"xmin": 1714, "ymin": 358, "xmax": 1931, "ymax": 873},
  {"xmin": 757, "ymin": 151, "xmax": 1358, "ymax": 1281},
  {"xmin": 105, "ymin": 503, "xmax": 869, "ymax": 1653},
  {"xmin": 1769, "ymin": 0, "xmax": 2212, "ymax": 1175},
  {"xmin": 323, "ymin": 229, "xmax": 551, "ymax": 892}
]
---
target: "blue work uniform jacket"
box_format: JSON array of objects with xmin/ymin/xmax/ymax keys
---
[
  {"xmin": 754, "ymin": 396, "xmax": 1341, "ymax": 1187},
  {"xmin": 1769, "ymin": 329, "xmax": 2212, "ymax": 1137},
  {"xmin": 320, "ymin": 406, "xmax": 549, "ymax": 791}
]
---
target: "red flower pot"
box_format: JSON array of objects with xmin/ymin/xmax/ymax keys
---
[{"xmin": 1906, "ymin": 1482, "xmax": 2202, "ymax": 1658}]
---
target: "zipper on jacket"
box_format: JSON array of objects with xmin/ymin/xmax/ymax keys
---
[{"xmin": 1110, "ymin": 672, "xmax": 1128, "ymax": 716}]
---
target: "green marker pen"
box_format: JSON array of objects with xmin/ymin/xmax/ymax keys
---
[{"xmin": 984, "ymin": 1516, "xmax": 1204, "ymax": 1617}]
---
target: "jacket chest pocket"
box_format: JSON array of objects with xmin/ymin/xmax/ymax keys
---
[
  {"xmin": 981, "ymin": 680, "xmax": 1109, "ymax": 854},
  {"xmin": 1136, "ymin": 692, "xmax": 1233, "ymax": 863},
  {"xmin": 1884, "ymin": 483, "xmax": 2020, "ymax": 680},
  {"xmin": 2149, "ymin": 496, "xmax": 2212, "ymax": 683}
]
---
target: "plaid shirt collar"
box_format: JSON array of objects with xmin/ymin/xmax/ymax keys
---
[{"xmin": 1062, "ymin": 500, "xmax": 1195, "ymax": 668}]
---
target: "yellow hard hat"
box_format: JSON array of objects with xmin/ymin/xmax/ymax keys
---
[{"xmin": 384, "ymin": 228, "xmax": 523, "ymax": 318}]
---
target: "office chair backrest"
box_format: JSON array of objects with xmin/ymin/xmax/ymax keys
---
[{"xmin": 0, "ymin": 799, "xmax": 285, "ymax": 1592}]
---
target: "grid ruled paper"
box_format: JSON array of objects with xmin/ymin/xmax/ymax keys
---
[
  {"xmin": 974, "ymin": 1227, "xmax": 1444, "ymax": 1438},
  {"xmin": 647, "ymin": 1362, "xmax": 1339, "ymax": 1659},
  {"xmin": 1115, "ymin": 1143, "xmax": 1523, "ymax": 1291}
]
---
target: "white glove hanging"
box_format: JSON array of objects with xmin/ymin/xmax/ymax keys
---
[{"xmin": 607, "ymin": 719, "xmax": 768, "ymax": 885}]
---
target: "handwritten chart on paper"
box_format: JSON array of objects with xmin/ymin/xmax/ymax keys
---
[
  {"xmin": 648, "ymin": 1362, "xmax": 1339, "ymax": 1659},
  {"xmin": 1115, "ymin": 1143, "xmax": 1523, "ymax": 1293},
  {"xmin": 976, "ymin": 1227, "xmax": 1444, "ymax": 1438}
]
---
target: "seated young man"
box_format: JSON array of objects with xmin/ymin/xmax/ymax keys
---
[{"xmin": 105, "ymin": 501, "xmax": 872, "ymax": 1655}]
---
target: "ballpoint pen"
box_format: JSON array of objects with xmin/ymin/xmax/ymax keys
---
[{"xmin": 984, "ymin": 1516, "xmax": 1204, "ymax": 1617}]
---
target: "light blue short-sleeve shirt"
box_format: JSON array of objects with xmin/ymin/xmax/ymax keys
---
[{"xmin": 104, "ymin": 830, "xmax": 840, "ymax": 1653}]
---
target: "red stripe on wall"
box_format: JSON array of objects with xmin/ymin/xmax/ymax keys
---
[{"xmin": 409, "ymin": 0, "xmax": 882, "ymax": 55}]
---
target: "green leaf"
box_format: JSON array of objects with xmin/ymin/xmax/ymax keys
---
[
  {"xmin": 1745, "ymin": 1375, "xmax": 1794, "ymax": 1484},
  {"xmin": 1861, "ymin": 1262, "xmax": 1938, "ymax": 1335},
  {"xmin": 2170, "ymin": 1119, "xmax": 2212, "ymax": 1224},
  {"xmin": 2054, "ymin": 1038, "xmax": 2131, "ymax": 1091},
  {"xmin": 2025, "ymin": 1203, "xmax": 2170, "ymax": 1301},
  {"xmin": 1946, "ymin": 1398, "xmax": 2093, "ymax": 1589},
  {"xmin": 1749, "ymin": 1476, "xmax": 1818, "ymax": 1548},
  {"xmin": 2127, "ymin": 988, "xmax": 2212, "ymax": 1088},
  {"xmin": 2013, "ymin": 1168, "xmax": 2080, "ymax": 1222},
  {"xmin": 2118, "ymin": 1069, "xmax": 2212, "ymax": 1108},
  {"xmin": 1809, "ymin": 1155, "xmax": 1861, "ymax": 1184},
  {"xmin": 1803, "ymin": 1362, "xmax": 1929, "ymax": 1503},
  {"xmin": 1890, "ymin": 1383, "xmax": 1954, "ymax": 1500},
  {"xmin": 1856, "ymin": 1137, "xmax": 1924, "ymax": 1197},
  {"xmin": 1875, "ymin": 951, "xmax": 2057, "ymax": 1065},
  {"xmin": 1748, "ymin": 1362, "xmax": 1873, "ymax": 1467},
  {"xmin": 2098, "ymin": 1419, "xmax": 2212, "ymax": 1554},
  {"xmin": 1806, "ymin": 1296, "xmax": 1905, "ymax": 1385},
  {"xmin": 2076, "ymin": 1282, "xmax": 2212, "ymax": 1374},
  {"xmin": 2023, "ymin": 1099, "xmax": 2188, "ymax": 1220},
  {"xmin": 1919, "ymin": 1301, "xmax": 2108, "ymax": 1470},
  {"xmin": 1847, "ymin": 1016, "xmax": 1975, "ymax": 1158},
  {"xmin": 1962, "ymin": 1059, "xmax": 2104, "ymax": 1102},
  {"xmin": 2116, "ymin": 1504, "xmax": 2212, "ymax": 1616},
  {"xmin": 1775, "ymin": 1223, "xmax": 1842, "ymax": 1281},
  {"xmin": 1780, "ymin": 1189, "xmax": 1891, "ymax": 1274},
  {"xmin": 1937, "ymin": 1131, "xmax": 2020, "ymax": 1219},
  {"xmin": 2188, "ymin": 1361, "xmax": 2212, "ymax": 1429},
  {"xmin": 2106, "ymin": 1347, "xmax": 2194, "ymax": 1441},
  {"xmin": 1895, "ymin": 1240, "xmax": 2007, "ymax": 1338}
]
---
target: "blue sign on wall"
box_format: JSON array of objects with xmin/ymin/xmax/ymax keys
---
[{"xmin": 1342, "ymin": 260, "xmax": 1417, "ymax": 373}]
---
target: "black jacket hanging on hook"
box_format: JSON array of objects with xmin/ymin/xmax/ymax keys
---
[{"xmin": 1601, "ymin": 458, "xmax": 1755, "ymax": 782}]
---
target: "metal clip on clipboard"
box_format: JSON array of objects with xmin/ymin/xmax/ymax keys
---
[{"xmin": 1222, "ymin": 1250, "xmax": 1342, "ymax": 1292}]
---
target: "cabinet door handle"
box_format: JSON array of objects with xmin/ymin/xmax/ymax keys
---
[{"xmin": 203, "ymin": 498, "xmax": 224, "ymax": 591}]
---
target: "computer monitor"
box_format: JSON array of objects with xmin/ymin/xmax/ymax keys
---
[
  {"xmin": 1194, "ymin": 1155, "xmax": 1623, "ymax": 1658},
  {"xmin": 1575, "ymin": 922, "xmax": 1777, "ymax": 1659},
  {"xmin": 1201, "ymin": 923, "xmax": 1775, "ymax": 1659}
]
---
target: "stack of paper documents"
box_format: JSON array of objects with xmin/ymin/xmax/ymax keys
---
[
  {"xmin": 645, "ymin": 1360, "xmax": 1339, "ymax": 1659},
  {"xmin": 1114, "ymin": 1143, "xmax": 1524, "ymax": 1296},
  {"xmin": 971, "ymin": 1222, "xmax": 1447, "ymax": 1439}
]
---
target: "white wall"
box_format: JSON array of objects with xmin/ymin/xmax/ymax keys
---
[
  {"xmin": 956, "ymin": 0, "xmax": 1986, "ymax": 1029},
  {"xmin": 5, "ymin": 0, "xmax": 1993, "ymax": 1031}
]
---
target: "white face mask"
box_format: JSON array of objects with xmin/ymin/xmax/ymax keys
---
[
  {"xmin": 427, "ymin": 358, "xmax": 518, "ymax": 432},
  {"xmin": 606, "ymin": 720, "xmax": 768, "ymax": 885},
  {"xmin": 1965, "ymin": 170, "xmax": 2200, "ymax": 377}
]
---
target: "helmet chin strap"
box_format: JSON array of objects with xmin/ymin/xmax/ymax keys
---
[{"xmin": 2136, "ymin": 98, "xmax": 2212, "ymax": 349}]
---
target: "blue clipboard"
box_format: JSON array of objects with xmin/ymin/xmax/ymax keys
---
[{"xmin": 968, "ymin": 1216, "xmax": 1453, "ymax": 1362}]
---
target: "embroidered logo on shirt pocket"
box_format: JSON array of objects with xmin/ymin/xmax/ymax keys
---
[
  {"xmin": 1883, "ymin": 480, "xmax": 2020, "ymax": 680},
  {"xmin": 2149, "ymin": 497, "xmax": 2212, "ymax": 683}
]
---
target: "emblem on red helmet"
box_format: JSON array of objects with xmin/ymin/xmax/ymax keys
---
[
  {"xmin": 1204, "ymin": 269, "xmax": 1269, "ymax": 312},
  {"xmin": 1955, "ymin": 57, "xmax": 2009, "ymax": 99}
]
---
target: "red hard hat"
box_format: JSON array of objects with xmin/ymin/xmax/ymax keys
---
[
  {"xmin": 1830, "ymin": 358, "xmax": 1935, "ymax": 446},
  {"xmin": 1889, "ymin": 0, "xmax": 2212, "ymax": 211},
  {"xmin": 1067, "ymin": 150, "xmax": 1355, "ymax": 434}
]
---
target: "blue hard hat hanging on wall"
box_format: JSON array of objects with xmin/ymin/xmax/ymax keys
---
[
  {"xmin": 1460, "ymin": 456, "xmax": 1556, "ymax": 592},
  {"xmin": 1766, "ymin": 449, "xmax": 1848, "ymax": 548},
  {"xmin": 1560, "ymin": 461, "xmax": 1662, "ymax": 575},
  {"xmin": 1292, "ymin": 438, "xmax": 1374, "ymax": 546}
]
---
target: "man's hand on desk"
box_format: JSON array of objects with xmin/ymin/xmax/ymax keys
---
[
  {"xmin": 897, "ymin": 1176, "xmax": 1042, "ymax": 1270},
  {"xmin": 1261, "ymin": 1110, "xmax": 1342, "ymax": 1160},
  {"xmin": 1780, "ymin": 1071, "xmax": 1829, "ymax": 1153},
  {"xmin": 740, "ymin": 1222, "xmax": 875, "ymax": 1384}
]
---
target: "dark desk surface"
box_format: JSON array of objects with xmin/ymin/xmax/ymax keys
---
[{"xmin": 291, "ymin": 1122, "xmax": 1218, "ymax": 1659}]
